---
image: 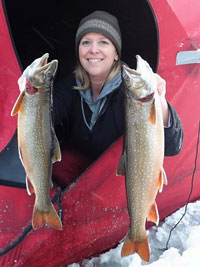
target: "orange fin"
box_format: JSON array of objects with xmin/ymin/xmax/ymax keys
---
[
  {"xmin": 121, "ymin": 233, "xmax": 150, "ymax": 262},
  {"xmin": 32, "ymin": 203, "xmax": 62, "ymax": 230},
  {"xmin": 18, "ymin": 147, "xmax": 24, "ymax": 166},
  {"xmin": 158, "ymin": 168, "xmax": 168, "ymax": 193},
  {"xmin": 11, "ymin": 91, "xmax": 25, "ymax": 116},
  {"xmin": 26, "ymin": 176, "xmax": 34, "ymax": 195},
  {"xmin": 148, "ymin": 100, "xmax": 156, "ymax": 125},
  {"xmin": 163, "ymin": 168, "xmax": 168, "ymax": 185},
  {"xmin": 116, "ymin": 153, "xmax": 126, "ymax": 176},
  {"xmin": 51, "ymin": 130, "xmax": 62, "ymax": 163},
  {"xmin": 147, "ymin": 202, "xmax": 159, "ymax": 225}
]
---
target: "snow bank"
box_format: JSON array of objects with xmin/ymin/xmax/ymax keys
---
[{"xmin": 70, "ymin": 200, "xmax": 200, "ymax": 267}]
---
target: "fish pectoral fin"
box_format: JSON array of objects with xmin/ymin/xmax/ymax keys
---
[
  {"xmin": 18, "ymin": 147, "xmax": 24, "ymax": 166},
  {"xmin": 32, "ymin": 202, "xmax": 62, "ymax": 230},
  {"xmin": 116, "ymin": 153, "xmax": 126, "ymax": 176},
  {"xmin": 26, "ymin": 176, "xmax": 35, "ymax": 195},
  {"xmin": 158, "ymin": 168, "xmax": 168, "ymax": 193},
  {"xmin": 147, "ymin": 202, "xmax": 159, "ymax": 225},
  {"xmin": 11, "ymin": 90, "xmax": 25, "ymax": 116},
  {"xmin": 51, "ymin": 131, "xmax": 62, "ymax": 163},
  {"xmin": 163, "ymin": 168, "xmax": 168, "ymax": 185},
  {"xmin": 148, "ymin": 100, "xmax": 156, "ymax": 125},
  {"xmin": 121, "ymin": 233, "xmax": 150, "ymax": 262}
]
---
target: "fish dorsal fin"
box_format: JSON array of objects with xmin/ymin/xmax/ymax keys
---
[
  {"xmin": 116, "ymin": 153, "xmax": 126, "ymax": 176},
  {"xmin": 11, "ymin": 91, "xmax": 25, "ymax": 116},
  {"xmin": 51, "ymin": 129, "xmax": 61, "ymax": 163},
  {"xmin": 148, "ymin": 100, "xmax": 156, "ymax": 125},
  {"xmin": 158, "ymin": 168, "xmax": 168, "ymax": 193},
  {"xmin": 147, "ymin": 202, "xmax": 159, "ymax": 225}
]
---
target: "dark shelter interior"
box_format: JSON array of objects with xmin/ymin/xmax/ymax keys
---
[
  {"xmin": 4, "ymin": 0, "xmax": 158, "ymax": 81},
  {"xmin": 1, "ymin": 0, "xmax": 158, "ymax": 188}
]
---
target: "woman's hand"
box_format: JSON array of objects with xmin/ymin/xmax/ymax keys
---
[{"xmin": 154, "ymin": 74, "xmax": 170, "ymax": 127}]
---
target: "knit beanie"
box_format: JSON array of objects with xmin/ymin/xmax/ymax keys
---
[{"xmin": 75, "ymin": 10, "xmax": 122, "ymax": 57}]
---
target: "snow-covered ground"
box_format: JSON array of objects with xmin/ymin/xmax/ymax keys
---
[{"xmin": 70, "ymin": 200, "xmax": 200, "ymax": 267}]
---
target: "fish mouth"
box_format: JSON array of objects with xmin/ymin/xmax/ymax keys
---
[
  {"xmin": 40, "ymin": 53, "xmax": 49, "ymax": 66},
  {"xmin": 122, "ymin": 65, "xmax": 141, "ymax": 76},
  {"xmin": 34, "ymin": 53, "xmax": 58, "ymax": 74},
  {"xmin": 35, "ymin": 59, "xmax": 58, "ymax": 74},
  {"xmin": 122, "ymin": 65, "xmax": 143, "ymax": 88},
  {"xmin": 23, "ymin": 53, "xmax": 58, "ymax": 90},
  {"xmin": 122, "ymin": 65, "xmax": 141, "ymax": 83},
  {"xmin": 24, "ymin": 53, "xmax": 49, "ymax": 78},
  {"xmin": 35, "ymin": 53, "xmax": 49, "ymax": 70}
]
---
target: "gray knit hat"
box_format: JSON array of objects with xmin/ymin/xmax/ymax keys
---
[{"xmin": 75, "ymin": 10, "xmax": 122, "ymax": 57}]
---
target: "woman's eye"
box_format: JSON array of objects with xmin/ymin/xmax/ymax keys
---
[
  {"xmin": 81, "ymin": 40, "xmax": 90, "ymax": 46},
  {"xmin": 100, "ymin": 40, "xmax": 109, "ymax": 45}
]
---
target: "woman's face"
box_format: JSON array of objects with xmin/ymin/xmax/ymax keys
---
[{"xmin": 79, "ymin": 32, "xmax": 118, "ymax": 82}]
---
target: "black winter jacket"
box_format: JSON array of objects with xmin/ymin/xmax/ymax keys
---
[{"xmin": 53, "ymin": 74, "xmax": 183, "ymax": 161}]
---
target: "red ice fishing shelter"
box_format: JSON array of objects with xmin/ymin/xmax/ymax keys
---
[{"xmin": 0, "ymin": 0, "xmax": 200, "ymax": 266}]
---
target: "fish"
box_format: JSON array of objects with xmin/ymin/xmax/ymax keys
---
[
  {"xmin": 11, "ymin": 53, "xmax": 62, "ymax": 230},
  {"xmin": 116, "ymin": 55, "xmax": 167, "ymax": 262}
]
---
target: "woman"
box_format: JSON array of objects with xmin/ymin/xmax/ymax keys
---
[{"xmin": 53, "ymin": 10, "xmax": 183, "ymax": 187}]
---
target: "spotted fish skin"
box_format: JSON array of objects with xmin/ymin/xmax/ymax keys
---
[
  {"xmin": 117, "ymin": 55, "xmax": 166, "ymax": 262},
  {"xmin": 11, "ymin": 54, "xmax": 62, "ymax": 230}
]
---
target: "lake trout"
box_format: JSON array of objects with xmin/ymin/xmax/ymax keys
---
[
  {"xmin": 117, "ymin": 55, "xmax": 167, "ymax": 261},
  {"xmin": 11, "ymin": 53, "xmax": 62, "ymax": 230}
]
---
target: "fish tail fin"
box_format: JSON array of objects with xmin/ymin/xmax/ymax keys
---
[
  {"xmin": 32, "ymin": 202, "xmax": 62, "ymax": 230},
  {"xmin": 121, "ymin": 233, "xmax": 150, "ymax": 262}
]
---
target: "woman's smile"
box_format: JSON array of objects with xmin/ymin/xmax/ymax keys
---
[
  {"xmin": 87, "ymin": 58, "xmax": 103, "ymax": 63},
  {"xmin": 79, "ymin": 32, "xmax": 118, "ymax": 81}
]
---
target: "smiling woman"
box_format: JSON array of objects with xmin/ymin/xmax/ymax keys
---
[
  {"xmin": 0, "ymin": 0, "xmax": 158, "ymax": 187},
  {"xmin": 3, "ymin": 0, "xmax": 158, "ymax": 81},
  {"xmin": 51, "ymin": 9, "xmax": 183, "ymax": 190},
  {"xmin": 0, "ymin": 0, "xmax": 158, "ymax": 188}
]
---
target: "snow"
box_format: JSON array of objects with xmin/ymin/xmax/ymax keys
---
[{"xmin": 69, "ymin": 200, "xmax": 200, "ymax": 267}]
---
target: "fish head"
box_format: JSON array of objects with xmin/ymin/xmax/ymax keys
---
[
  {"xmin": 122, "ymin": 55, "xmax": 157, "ymax": 101},
  {"xmin": 19, "ymin": 53, "xmax": 58, "ymax": 94}
]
